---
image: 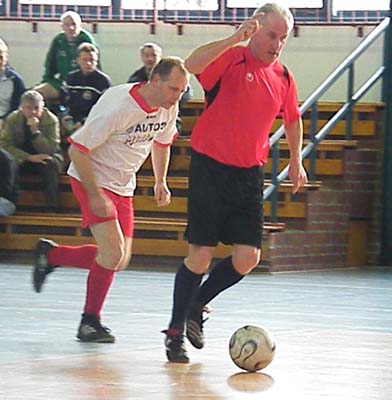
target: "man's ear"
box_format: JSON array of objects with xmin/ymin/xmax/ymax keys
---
[{"xmin": 150, "ymin": 73, "xmax": 160, "ymax": 84}]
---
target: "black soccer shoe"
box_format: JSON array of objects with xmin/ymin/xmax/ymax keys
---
[
  {"xmin": 77, "ymin": 314, "xmax": 115, "ymax": 343},
  {"xmin": 162, "ymin": 329, "xmax": 189, "ymax": 363},
  {"xmin": 33, "ymin": 238, "xmax": 58, "ymax": 293},
  {"xmin": 186, "ymin": 304, "xmax": 212, "ymax": 350}
]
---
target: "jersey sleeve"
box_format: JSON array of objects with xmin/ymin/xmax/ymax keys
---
[
  {"xmin": 196, "ymin": 48, "xmax": 237, "ymax": 92},
  {"xmin": 153, "ymin": 105, "xmax": 179, "ymax": 147},
  {"xmin": 281, "ymin": 69, "xmax": 301, "ymax": 126}
]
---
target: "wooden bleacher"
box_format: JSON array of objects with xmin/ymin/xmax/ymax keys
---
[
  {"xmin": 16, "ymin": 172, "xmax": 322, "ymax": 219},
  {"xmin": 181, "ymin": 118, "xmax": 377, "ymax": 138},
  {"xmin": 0, "ymin": 213, "xmax": 283, "ymax": 259},
  {"xmin": 142, "ymin": 138, "xmax": 359, "ymax": 177},
  {"xmin": 181, "ymin": 100, "xmax": 383, "ymax": 138},
  {"xmin": 0, "ymin": 102, "xmax": 381, "ymax": 262}
]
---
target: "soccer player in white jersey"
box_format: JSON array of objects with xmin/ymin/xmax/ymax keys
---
[{"xmin": 32, "ymin": 57, "xmax": 189, "ymax": 343}]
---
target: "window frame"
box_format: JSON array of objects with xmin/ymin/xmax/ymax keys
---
[
  {"xmin": 1, "ymin": 0, "xmax": 390, "ymax": 22},
  {"xmin": 226, "ymin": 0, "xmax": 323, "ymax": 8}
]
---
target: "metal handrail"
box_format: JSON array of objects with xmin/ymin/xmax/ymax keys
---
[{"xmin": 264, "ymin": 18, "xmax": 390, "ymax": 211}]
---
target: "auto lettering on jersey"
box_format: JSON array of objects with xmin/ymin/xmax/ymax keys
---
[
  {"xmin": 124, "ymin": 121, "xmax": 168, "ymax": 146},
  {"xmin": 134, "ymin": 122, "xmax": 167, "ymax": 133},
  {"xmin": 124, "ymin": 133, "xmax": 155, "ymax": 146}
]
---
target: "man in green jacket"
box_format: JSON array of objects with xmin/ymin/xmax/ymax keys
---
[
  {"xmin": 1, "ymin": 90, "xmax": 63, "ymax": 211},
  {"xmin": 35, "ymin": 11, "xmax": 98, "ymax": 102}
]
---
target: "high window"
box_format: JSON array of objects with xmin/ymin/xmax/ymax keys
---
[
  {"xmin": 333, "ymin": 0, "xmax": 390, "ymax": 12},
  {"xmin": 121, "ymin": 0, "xmax": 218, "ymax": 10},
  {"xmin": 226, "ymin": 0, "xmax": 322, "ymax": 7}
]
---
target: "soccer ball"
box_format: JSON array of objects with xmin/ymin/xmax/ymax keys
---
[{"xmin": 229, "ymin": 325, "xmax": 276, "ymax": 372}]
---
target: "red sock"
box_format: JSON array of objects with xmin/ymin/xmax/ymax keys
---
[
  {"xmin": 47, "ymin": 245, "xmax": 97, "ymax": 269},
  {"xmin": 83, "ymin": 261, "xmax": 115, "ymax": 319}
]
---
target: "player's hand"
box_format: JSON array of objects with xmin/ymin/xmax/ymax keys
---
[
  {"xmin": 234, "ymin": 14, "xmax": 264, "ymax": 42},
  {"xmin": 154, "ymin": 182, "xmax": 171, "ymax": 207},
  {"xmin": 288, "ymin": 159, "xmax": 308, "ymax": 194},
  {"xmin": 89, "ymin": 191, "xmax": 115, "ymax": 218}
]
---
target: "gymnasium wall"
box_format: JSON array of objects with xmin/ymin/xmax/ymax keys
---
[{"xmin": 0, "ymin": 20, "xmax": 384, "ymax": 102}]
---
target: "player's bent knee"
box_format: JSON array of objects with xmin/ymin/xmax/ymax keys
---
[
  {"xmin": 97, "ymin": 247, "xmax": 125, "ymax": 270},
  {"xmin": 184, "ymin": 258, "xmax": 209, "ymax": 274},
  {"xmin": 233, "ymin": 252, "xmax": 260, "ymax": 275},
  {"xmin": 185, "ymin": 253, "xmax": 211, "ymax": 274},
  {"xmin": 116, "ymin": 253, "xmax": 132, "ymax": 271},
  {"xmin": 185, "ymin": 245, "xmax": 214, "ymax": 273}
]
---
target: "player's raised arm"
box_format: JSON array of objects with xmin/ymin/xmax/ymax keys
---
[{"xmin": 185, "ymin": 15, "xmax": 262, "ymax": 75}]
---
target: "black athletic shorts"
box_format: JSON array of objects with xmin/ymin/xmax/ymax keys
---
[{"xmin": 186, "ymin": 150, "xmax": 264, "ymax": 248}]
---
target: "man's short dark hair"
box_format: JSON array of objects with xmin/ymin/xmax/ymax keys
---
[
  {"xmin": 149, "ymin": 57, "xmax": 188, "ymax": 81},
  {"xmin": 21, "ymin": 90, "xmax": 44, "ymax": 107},
  {"xmin": 77, "ymin": 42, "xmax": 99, "ymax": 57}
]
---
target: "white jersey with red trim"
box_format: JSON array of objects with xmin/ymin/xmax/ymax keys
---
[{"xmin": 67, "ymin": 83, "xmax": 178, "ymax": 196}]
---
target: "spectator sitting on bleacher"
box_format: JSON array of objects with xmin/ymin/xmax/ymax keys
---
[
  {"xmin": 0, "ymin": 148, "xmax": 18, "ymax": 216},
  {"xmin": 128, "ymin": 42, "xmax": 163, "ymax": 84},
  {"xmin": 34, "ymin": 11, "xmax": 99, "ymax": 103},
  {"xmin": 59, "ymin": 43, "xmax": 111, "ymax": 139},
  {"xmin": 128, "ymin": 42, "xmax": 193, "ymax": 135},
  {"xmin": 0, "ymin": 38, "xmax": 26, "ymax": 132},
  {"xmin": 0, "ymin": 90, "xmax": 63, "ymax": 212}
]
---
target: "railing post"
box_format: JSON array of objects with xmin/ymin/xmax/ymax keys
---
[
  {"xmin": 309, "ymin": 102, "xmax": 318, "ymax": 180},
  {"xmin": 112, "ymin": 0, "xmax": 121, "ymax": 20},
  {"xmin": 153, "ymin": 0, "xmax": 158, "ymax": 24},
  {"xmin": 380, "ymin": 9, "xmax": 392, "ymax": 265},
  {"xmin": 1, "ymin": 0, "xmax": 7, "ymax": 17},
  {"xmin": 269, "ymin": 141, "xmax": 280, "ymax": 223},
  {"xmin": 346, "ymin": 64, "xmax": 354, "ymax": 139}
]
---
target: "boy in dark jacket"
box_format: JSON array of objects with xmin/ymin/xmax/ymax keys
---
[{"xmin": 60, "ymin": 43, "xmax": 111, "ymax": 137}]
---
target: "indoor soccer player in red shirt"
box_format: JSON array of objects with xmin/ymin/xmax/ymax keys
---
[{"xmin": 163, "ymin": 2, "xmax": 308, "ymax": 363}]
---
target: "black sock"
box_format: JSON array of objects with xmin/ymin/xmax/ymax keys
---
[
  {"xmin": 169, "ymin": 263, "xmax": 203, "ymax": 332},
  {"xmin": 192, "ymin": 256, "xmax": 244, "ymax": 309}
]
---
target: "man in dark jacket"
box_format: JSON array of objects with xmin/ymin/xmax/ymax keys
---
[
  {"xmin": 128, "ymin": 42, "xmax": 193, "ymax": 134},
  {"xmin": 128, "ymin": 42, "xmax": 163, "ymax": 84},
  {"xmin": 0, "ymin": 148, "xmax": 18, "ymax": 216},
  {"xmin": 60, "ymin": 43, "xmax": 111, "ymax": 138},
  {"xmin": 1, "ymin": 90, "xmax": 63, "ymax": 211},
  {"xmin": 0, "ymin": 38, "xmax": 26, "ymax": 131}
]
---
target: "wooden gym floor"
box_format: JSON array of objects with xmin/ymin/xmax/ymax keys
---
[{"xmin": 1, "ymin": 262, "xmax": 391, "ymax": 400}]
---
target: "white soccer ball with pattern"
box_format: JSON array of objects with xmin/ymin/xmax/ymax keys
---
[{"xmin": 229, "ymin": 325, "xmax": 276, "ymax": 372}]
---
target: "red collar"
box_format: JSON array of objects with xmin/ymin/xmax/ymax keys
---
[{"xmin": 129, "ymin": 82, "xmax": 159, "ymax": 114}]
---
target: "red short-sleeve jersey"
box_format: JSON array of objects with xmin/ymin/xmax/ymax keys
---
[{"xmin": 190, "ymin": 46, "xmax": 301, "ymax": 168}]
